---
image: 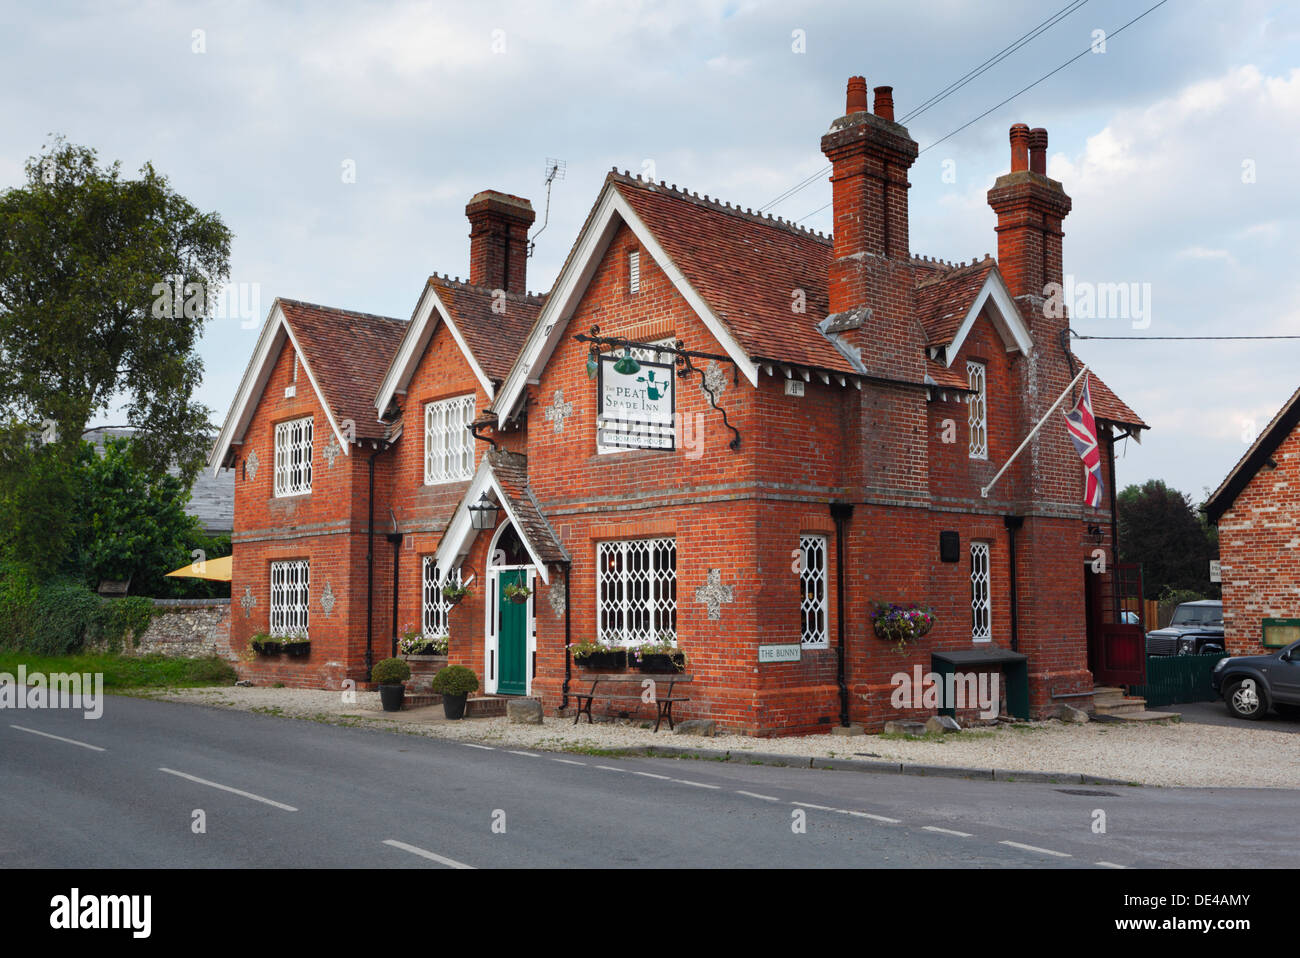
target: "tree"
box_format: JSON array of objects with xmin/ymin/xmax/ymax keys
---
[
  {"xmin": 1117, "ymin": 479, "xmax": 1219, "ymax": 600},
  {"xmin": 0, "ymin": 436, "xmax": 226, "ymax": 596},
  {"xmin": 0, "ymin": 137, "xmax": 231, "ymax": 482}
]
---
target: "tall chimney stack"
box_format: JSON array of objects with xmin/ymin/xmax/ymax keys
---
[
  {"xmin": 466, "ymin": 190, "xmax": 535, "ymax": 294},
  {"xmin": 986, "ymin": 124, "xmax": 1071, "ymax": 303},
  {"xmin": 820, "ymin": 75, "xmax": 918, "ymax": 313}
]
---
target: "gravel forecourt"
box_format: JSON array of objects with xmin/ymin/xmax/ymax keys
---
[{"xmin": 146, "ymin": 686, "xmax": 1300, "ymax": 789}]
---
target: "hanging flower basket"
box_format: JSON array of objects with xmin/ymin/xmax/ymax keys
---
[
  {"xmin": 870, "ymin": 602, "xmax": 935, "ymax": 652},
  {"xmin": 503, "ymin": 582, "xmax": 532, "ymax": 605},
  {"xmin": 442, "ymin": 585, "xmax": 470, "ymax": 606}
]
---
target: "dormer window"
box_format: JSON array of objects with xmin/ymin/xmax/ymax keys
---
[{"xmin": 967, "ymin": 360, "xmax": 987, "ymax": 460}]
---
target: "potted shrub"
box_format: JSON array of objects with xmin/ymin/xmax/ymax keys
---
[
  {"xmin": 250, "ymin": 632, "xmax": 281, "ymax": 655},
  {"xmin": 372, "ymin": 657, "xmax": 412, "ymax": 712},
  {"xmin": 431, "ymin": 665, "xmax": 479, "ymax": 720},
  {"xmin": 281, "ymin": 632, "xmax": 310, "ymax": 657},
  {"xmin": 570, "ymin": 640, "xmax": 627, "ymax": 671},
  {"xmin": 870, "ymin": 602, "xmax": 935, "ymax": 652},
  {"xmin": 631, "ymin": 637, "xmax": 686, "ymax": 674},
  {"xmin": 503, "ymin": 581, "xmax": 532, "ymax": 605},
  {"xmin": 442, "ymin": 582, "xmax": 471, "ymax": 607}
]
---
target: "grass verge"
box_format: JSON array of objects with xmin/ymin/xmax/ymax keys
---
[{"xmin": 0, "ymin": 651, "xmax": 237, "ymax": 689}]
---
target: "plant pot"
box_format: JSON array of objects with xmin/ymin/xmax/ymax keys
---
[
  {"xmin": 378, "ymin": 684, "xmax": 406, "ymax": 712},
  {"xmin": 507, "ymin": 593, "xmax": 530, "ymax": 605},
  {"xmin": 578, "ymin": 650, "xmax": 627, "ymax": 670},
  {"xmin": 442, "ymin": 693, "xmax": 468, "ymax": 720},
  {"xmin": 636, "ymin": 653, "xmax": 684, "ymax": 674},
  {"xmin": 282, "ymin": 642, "xmax": 310, "ymax": 657},
  {"xmin": 444, "ymin": 592, "xmax": 466, "ymax": 606}
]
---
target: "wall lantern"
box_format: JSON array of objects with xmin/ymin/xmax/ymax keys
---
[{"xmin": 468, "ymin": 492, "xmax": 499, "ymax": 530}]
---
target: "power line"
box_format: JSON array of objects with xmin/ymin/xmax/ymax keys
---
[
  {"xmin": 1073, "ymin": 334, "xmax": 1300, "ymax": 341},
  {"xmin": 761, "ymin": 0, "xmax": 1089, "ymax": 214},
  {"xmin": 900, "ymin": 0, "xmax": 1090, "ymax": 124},
  {"xmin": 918, "ymin": 0, "xmax": 1170, "ymax": 155},
  {"xmin": 798, "ymin": 0, "xmax": 1171, "ymax": 222}
]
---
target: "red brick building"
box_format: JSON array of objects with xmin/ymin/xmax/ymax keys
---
[
  {"xmin": 1205, "ymin": 384, "xmax": 1300, "ymax": 654},
  {"xmin": 211, "ymin": 77, "xmax": 1145, "ymax": 733}
]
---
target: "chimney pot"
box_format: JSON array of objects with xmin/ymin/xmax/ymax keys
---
[
  {"xmin": 1009, "ymin": 123, "xmax": 1031, "ymax": 173},
  {"xmin": 846, "ymin": 76, "xmax": 869, "ymax": 114},
  {"xmin": 873, "ymin": 86, "xmax": 894, "ymax": 121},
  {"xmin": 1029, "ymin": 127, "xmax": 1048, "ymax": 175}
]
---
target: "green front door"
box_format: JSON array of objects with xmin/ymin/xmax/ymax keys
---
[{"xmin": 497, "ymin": 569, "xmax": 528, "ymax": 695}]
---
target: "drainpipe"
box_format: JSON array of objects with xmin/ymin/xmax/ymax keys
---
[
  {"xmin": 1107, "ymin": 428, "xmax": 1122, "ymax": 620},
  {"xmin": 1003, "ymin": 515, "xmax": 1023, "ymax": 652},
  {"xmin": 387, "ymin": 526, "xmax": 402, "ymax": 660},
  {"xmin": 364, "ymin": 439, "xmax": 391, "ymax": 681},
  {"xmin": 830, "ymin": 502, "xmax": 854, "ymax": 727},
  {"xmin": 560, "ymin": 560, "xmax": 572, "ymax": 711}
]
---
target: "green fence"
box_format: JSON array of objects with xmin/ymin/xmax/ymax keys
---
[{"xmin": 1130, "ymin": 653, "xmax": 1226, "ymax": 708}]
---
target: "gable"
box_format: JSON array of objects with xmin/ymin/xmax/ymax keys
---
[{"xmin": 1206, "ymin": 382, "xmax": 1300, "ymax": 523}]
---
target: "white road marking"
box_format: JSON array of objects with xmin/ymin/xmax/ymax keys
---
[
  {"xmin": 672, "ymin": 779, "xmax": 721, "ymax": 789},
  {"xmin": 382, "ymin": 839, "xmax": 474, "ymax": 870},
  {"xmin": 1096, "ymin": 861, "xmax": 1127, "ymax": 869},
  {"xmin": 633, "ymin": 771, "xmax": 671, "ymax": 780},
  {"xmin": 9, "ymin": 724, "xmax": 105, "ymax": 752},
  {"xmin": 923, "ymin": 826, "xmax": 973, "ymax": 838},
  {"xmin": 506, "ymin": 750, "xmax": 540, "ymax": 757},
  {"xmin": 1000, "ymin": 840, "xmax": 1071, "ymax": 858},
  {"xmin": 157, "ymin": 768, "xmax": 297, "ymax": 811},
  {"xmin": 790, "ymin": 801, "xmax": 837, "ymax": 811},
  {"xmin": 594, "ymin": 765, "xmax": 624, "ymax": 772},
  {"xmin": 846, "ymin": 811, "xmax": 902, "ymax": 823},
  {"xmin": 553, "ymin": 758, "xmax": 587, "ymax": 766},
  {"xmin": 463, "ymin": 744, "xmax": 495, "ymax": 750},
  {"xmin": 736, "ymin": 790, "xmax": 780, "ymax": 802}
]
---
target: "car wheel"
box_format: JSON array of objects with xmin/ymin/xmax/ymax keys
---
[{"xmin": 1225, "ymin": 679, "xmax": 1268, "ymax": 720}]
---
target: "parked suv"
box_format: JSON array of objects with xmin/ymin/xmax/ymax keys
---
[
  {"xmin": 1145, "ymin": 600, "xmax": 1224, "ymax": 656},
  {"xmin": 1211, "ymin": 640, "xmax": 1300, "ymax": 720}
]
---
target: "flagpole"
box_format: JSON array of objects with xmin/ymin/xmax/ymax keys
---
[{"xmin": 980, "ymin": 365, "xmax": 1089, "ymax": 499}]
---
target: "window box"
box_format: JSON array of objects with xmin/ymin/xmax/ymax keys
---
[
  {"xmin": 634, "ymin": 652, "xmax": 686, "ymax": 674},
  {"xmin": 250, "ymin": 634, "xmax": 282, "ymax": 656},
  {"xmin": 571, "ymin": 642, "xmax": 628, "ymax": 671},
  {"xmin": 282, "ymin": 638, "xmax": 311, "ymax": 657}
]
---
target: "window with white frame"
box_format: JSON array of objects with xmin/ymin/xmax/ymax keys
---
[
  {"xmin": 273, "ymin": 416, "xmax": 313, "ymax": 496},
  {"xmin": 597, "ymin": 538, "xmax": 676, "ymax": 645},
  {"xmin": 269, "ymin": 560, "xmax": 310, "ymax": 637},
  {"xmin": 970, "ymin": 541, "xmax": 991, "ymax": 642},
  {"xmin": 421, "ymin": 556, "xmax": 460, "ymax": 638},
  {"xmin": 967, "ymin": 360, "xmax": 988, "ymax": 459},
  {"xmin": 628, "ymin": 250, "xmax": 641, "ymax": 293},
  {"xmin": 424, "ymin": 394, "xmax": 476, "ymax": 484},
  {"xmin": 596, "ymin": 338, "xmax": 676, "ymax": 455},
  {"xmin": 799, "ymin": 535, "xmax": 829, "ymax": 648}
]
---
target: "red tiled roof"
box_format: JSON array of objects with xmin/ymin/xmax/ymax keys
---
[
  {"xmin": 426, "ymin": 277, "xmax": 545, "ymax": 383},
  {"xmin": 610, "ymin": 174, "xmax": 854, "ymax": 373},
  {"xmin": 915, "ymin": 257, "xmax": 996, "ymax": 346},
  {"xmin": 1073, "ymin": 356, "xmax": 1146, "ymax": 429},
  {"xmin": 488, "ymin": 449, "xmax": 568, "ymax": 564},
  {"xmin": 925, "ymin": 360, "xmax": 972, "ymax": 391},
  {"xmin": 277, "ymin": 299, "xmax": 406, "ymax": 440}
]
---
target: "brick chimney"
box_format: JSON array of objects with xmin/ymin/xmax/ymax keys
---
[
  {"xmin": 466, "ymin": 190, "xmax": 535, "ymax": 294},
  {"xmin": 820, "ymin": 77, "xmax": 918, "ymax": 314},
  {"xmin": 819, "ymin": 76, "xmax": 923, "ymax": 383},
  {"xmin": 986, "ymin": 125, "xmax": 1071, "ymax": 303}
]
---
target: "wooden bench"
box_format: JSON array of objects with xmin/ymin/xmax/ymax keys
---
[{"xmin": 571, "ymin": 676, "xmax": 689, "ymax": 732}]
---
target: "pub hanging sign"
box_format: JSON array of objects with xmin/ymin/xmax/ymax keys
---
[{"xmin": 598, "ymin": 355, "xmax": 676, "ymax": 450}]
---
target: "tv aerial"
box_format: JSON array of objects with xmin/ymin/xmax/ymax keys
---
[{"xmin": 528, "ymin": 158, "xmax": 565, "ymax": 257}]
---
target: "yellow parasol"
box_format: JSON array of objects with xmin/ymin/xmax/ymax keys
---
[{"xmin": 163, "ymin": 554, "xmax": 232, "ymax": 582}]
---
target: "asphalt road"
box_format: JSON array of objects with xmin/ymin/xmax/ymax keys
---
[{"xmin": 2, "ymin": 694, "xmax": 1297, "ymax": 869}]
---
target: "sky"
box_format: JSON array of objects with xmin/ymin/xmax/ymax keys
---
[{"xmin": 2, "ymin": 0, "xmax": 1298, "ymax": 503}]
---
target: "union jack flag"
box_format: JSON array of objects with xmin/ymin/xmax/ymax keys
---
[{"xmin": 1063, "ymin": 373, "xmax": 1105, "ymax": 508}]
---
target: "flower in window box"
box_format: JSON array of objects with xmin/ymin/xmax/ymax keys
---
[
  {"xmin": 250, "ymin": 632, "xmax": 282, "ymax": 655},
  {"xmin": 869, "ymin": 602, "xmax": 935, "ymax": 652},
  {"xmin": 629, "ymin": 637, "xmax": 687, "ymax": 673},
  {"xmin": 569, "ymin": 640, "xmax": 627, "ymax": 670}
]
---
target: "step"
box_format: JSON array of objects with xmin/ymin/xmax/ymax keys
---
[
  {"xmin": 1094, "ymin": 701, "xmax": 1149, "ymax": 717},
  {"xmin": 402, "ymin": 692, "xmax": 442, "ymax": 710},
  {"xmin": 1107, "ymin": 709, "xmax": 1180, "ymax": 722},
  {"xmin": 466, "ymin": 696, "xmax": 508, "ymax": 717}
]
